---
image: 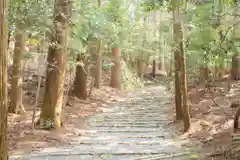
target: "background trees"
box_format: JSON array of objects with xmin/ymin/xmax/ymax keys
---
[
  {"xmin": 5, "ymin": 0, "xmax": 238, "ymax": 133},
  {"xmin": 4, "ymin": 0, "xmax": 240, "ymax": 158},
  {"xmin": 39, "ymin": 0, "xmax": 72, "ymax": 130}
]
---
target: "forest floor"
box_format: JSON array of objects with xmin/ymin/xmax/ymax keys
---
[
  {"xmin": 8, "ymin": 72, "xmax": 240, "ymax": 159},
  {"xmin": 182, "ymin": 77, "xmax": 240, "ymax": 160},
  {"xmin": 9, "ymin": 83, "xmax": 202, "ymax": 160},
  {"xmin": 8, "ymin": 72, "xmax": 124, "ymax": 156}
]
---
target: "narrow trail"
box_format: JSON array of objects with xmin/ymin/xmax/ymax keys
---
[{"xmin": 10, "ymin": 85, "xmax": 200, "ymax": 160}]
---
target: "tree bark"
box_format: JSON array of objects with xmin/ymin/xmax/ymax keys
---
[
  {"xmin": 39, "ymin": 0, "xmax": 71, "ymax": 130},
  {"xmin": 173, "ymin": 0, "xmax": 191, "ymax": 131},
  {"xmin": 173, "ymin": 1, "xmax": 184, "ymax": 121},
  {"xmin": 9, "ymin": 24, "xmax": 25, "ymax": 114},
  {"xmin": 158, "ymin": 12, "xmax": 166, "ymax": 72},
  {"xmin": 199, "ymin": 66, "xmax": 209, "ymax": 84},
  {"xmin": 94, "ymin": 40, "xmax": 102, "ymax": 88},
  {"xmin": 231, "ymin": 0, "xmax": 240, "ymax": 80},
  {"xmin": 74, "ymin": 55, "xmax": 87, "ymax": 100},
  {"xmin": 168, "ymin": 53, "xmax": 174, "ymax": 76},
  {"xmin": 159, "ymin": 56, "xmax": 165, "ymax": 71},
  {"xmin": 231, "ymin": 54, "xmax": 240, "ymax": 80},
  {"xmin": 110, "ymin": 48, "xmax": 121, "ymax": 89},
  {"xmin": 94, "ymin": 0, "xmax": 102, "ymax": 88},
  {"xmin": 137, "ymin": 57, "xmax": 144, "ymax": 77},
  {"xmin": 0, "ymin": 0, "xmax": 8, "ymax": 159},
  {"xmin": 152, "ymin": 59, "xmax": 156, "ymax": 78},
  {"xmin": 179, "ymin": 37, "xmax": 191, "ymax": 132}
]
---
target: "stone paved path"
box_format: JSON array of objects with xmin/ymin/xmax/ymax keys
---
[{"xmin": 10, "ymin": 85, "xmax": 200, "ymax": 160}]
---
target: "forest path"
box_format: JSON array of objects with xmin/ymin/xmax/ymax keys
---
[{"xmin": 10, "ymin": 85, "xmax": 201, "ymax": 160}]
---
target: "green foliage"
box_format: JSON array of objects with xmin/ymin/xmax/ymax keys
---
[
  {"xmin": 11, "ymin": 0, "xmax": 240, "ymax": 88},
  {"xmin": 185, "ymin": 1, "xmax": 236, "ymax": 69},
  {"xmin": 9, "ymin": 0, "xmax": 53, "ymax": 36},
  {"xmin": 24, "ymin": 52, "xmax": 34, "ymax": 60},
  {"xmin": 141, "ymin": 0, "xmax": 167, "ymax": 12}
]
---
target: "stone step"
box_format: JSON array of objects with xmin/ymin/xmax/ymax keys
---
[
  {"xmin": 117, "ymin": 104, "xmax": 168, "ymax": 109},
  {"xmin": 99, "ymin": 110, "xmax": 167, "ymax": 114},
  {"xmin": 89, "ymin": 112, "xmax": 168, "ymax": 117},
  {"xmin": 116, "ymin": 103, "xmax": 167, "ymax": 107},
  {"xmin": 71, "ymin": 139, "xmax": 178, "ymax": 146},
  {"xmin": 88, "ymin": 119, "xmax": 168, "ymax": 124},
  {"xmin": 88, "ymin": 121, "xmax": 163, "ymax": 126},
  {"xmin": 71, "ymin": 134, "xmax": 168, "ymax": 142},
  {"xmin": 84, "ymin": 127, "xmax": 162, "ymax": 133},
  {"xmin": 81, "ymin": 131, "xmax": 173, "ymax": 138},
  {"xmin": 98, "ymin": 114, "xmax": 165, "ymax": 118},
  {"xmin": 10, "ymin": 152, "xmax": 197, "ymax": 160},
  {"xmin": 10, "ymin": 154, "xmax": 178, "ymax": 160},
  {"xmin": 93, "ymin": 117, "xmax": 169, "ymax": 122},
  {"xmin": 28, "ymin": 143, "xmax": 182, "ymax": 156},
  {"xmin": 88, "ymin": 124, "xmax": 161, "ymax": 128},
  {"xmin": 134, "ymin": 152, "xmax": 199, "ymax": 160}
]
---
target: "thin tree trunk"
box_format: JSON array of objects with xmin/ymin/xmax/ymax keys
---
[
  {"xmin": 94, "ymin": 40, "xmax": 102, "ymax": 88},
  {"xmin": 0, "ymin": 0, "xmax": 8, "ymax": 158},
  {"xmin": 173, "ymin": 0, "xmax": 191, "ymax": 131},
  {"xmin": 9, "ymin": 23, "xmax": 25, "ymax": 114},
  {"xmin": 137, "ymin": 57, "xmax": 144, "ymax": 77},
  {"xmin": 173, "ymin": 1, "xmax": 184, "ymax": 120},
  {"xmin": 152, "ymin": 59, "xmax": 156, "ymax": 78},
  {"xmin": 94, "ymin": 0, "xmax": 102, "ymax": 88},
  {"xmin": 231, "ymin": 0, "xmax": 240, "ymax": 80},
  {"xmin": 158, "ymin": 12, "xmax": 166, "ymax": 72},
  {"xmin": 74, "ymin": 54, "xmax": 87, "ymax": 100},
  {"xmin": 168, "ymin": 53, "xmax": 174, "ymax": 76},
  {"xmin": 159, "ymin": 56, "xmax": 165, "ymax": 71},
  {"xmin": 137, "ymin": 16, "xmax": 147, "ymax": 77},
  {"xmin": 110, "ymin": 48, "xmax": 121, "ymax": 89},
  {"xmin": 39, "ymin": 0, "xmax": 71, "ymax": 130},
  {"xmin": 179, "ymin": 38, "xmax": 191, "ymax": 132}
]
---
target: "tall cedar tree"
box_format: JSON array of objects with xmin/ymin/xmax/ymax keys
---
[
  {"xmin": 0, "ymin": 0, "xmax": 9, "ymax": 159},
  {"xmin": 39, "ymin": 0, "xmax": 71, "ymax": 130}
]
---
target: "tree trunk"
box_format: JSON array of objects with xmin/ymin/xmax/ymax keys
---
[
  {"xmin": 158, "ymin": 12, "xmax": 166, "ymax": 72},
  {"xmin": 179, "ymin": 36, "xmax": 191, "ymax": 132},
  {"xmin": 231, "ymin": 1, "xmax": 240, "ymax": 80},
  {"xmin": 94, "ymin": 0, "xmax": 102, "ymax": 89},
  {"xmin": 137, "ymin": 57, "xmax": 144, "ymax": 77},
  {"xmin": 110, "ymin": 48, "xmax": 121, "ymax": 89},
  {"xmin": 0, "ymin": 0, "xmax": 8, "ymax": 159},
  {"xmin": 173, "ymin": 0, "xmax": 191, "ymax": 131},
  {"xmin": 9, "ymin": 24, "xmax": 25, "ymax": 114},
  {"xmin": 231, "ymin": 54, "xmax": 240, "ymax": 80},
  {"xmin": 199, "ymin": 66, "xmax": 209, "ymax": 84},
  {"xmin": 159, "ymin": 55, "xmax": 165, "ymax": 71},
  {"xmin": 173, "ymin": 1, "xmax": 184, "ymax": 121},
  {"xmin": 138, "ymin": 16, "xmax": 147, "ymax": 76},
  {"xmin": 8, "ymin": 30, "xmax": 11, "ymax": 49},
  {"xmin": 74, "ymin": 55, "xmax": 87, "ymax": 100},
  {"xmin": 39, "ymin": 0, "xmax": 71, "ymax": 130},
  {"xmin": 168, "ymin": 53, "xmax": 174, "ymax": 76},
  {"xmin": 152, "ymin": 59, "xmax": 156, "ymax": 78},
  {"xmin": 94, "ymin": 40, "xmax": 102, "ymax": 88}
]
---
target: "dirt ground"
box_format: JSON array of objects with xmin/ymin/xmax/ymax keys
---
[
  {"xmin": 8, "ymin": 70, "xmax": 124, "ymax": 155},
  {"xmin": 169, "ymin": 77, "xmax": 240, "ymax": 160},
  {"xmin": 8, "ymin": 69, "xmax": 240, "ymax": 159}
]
